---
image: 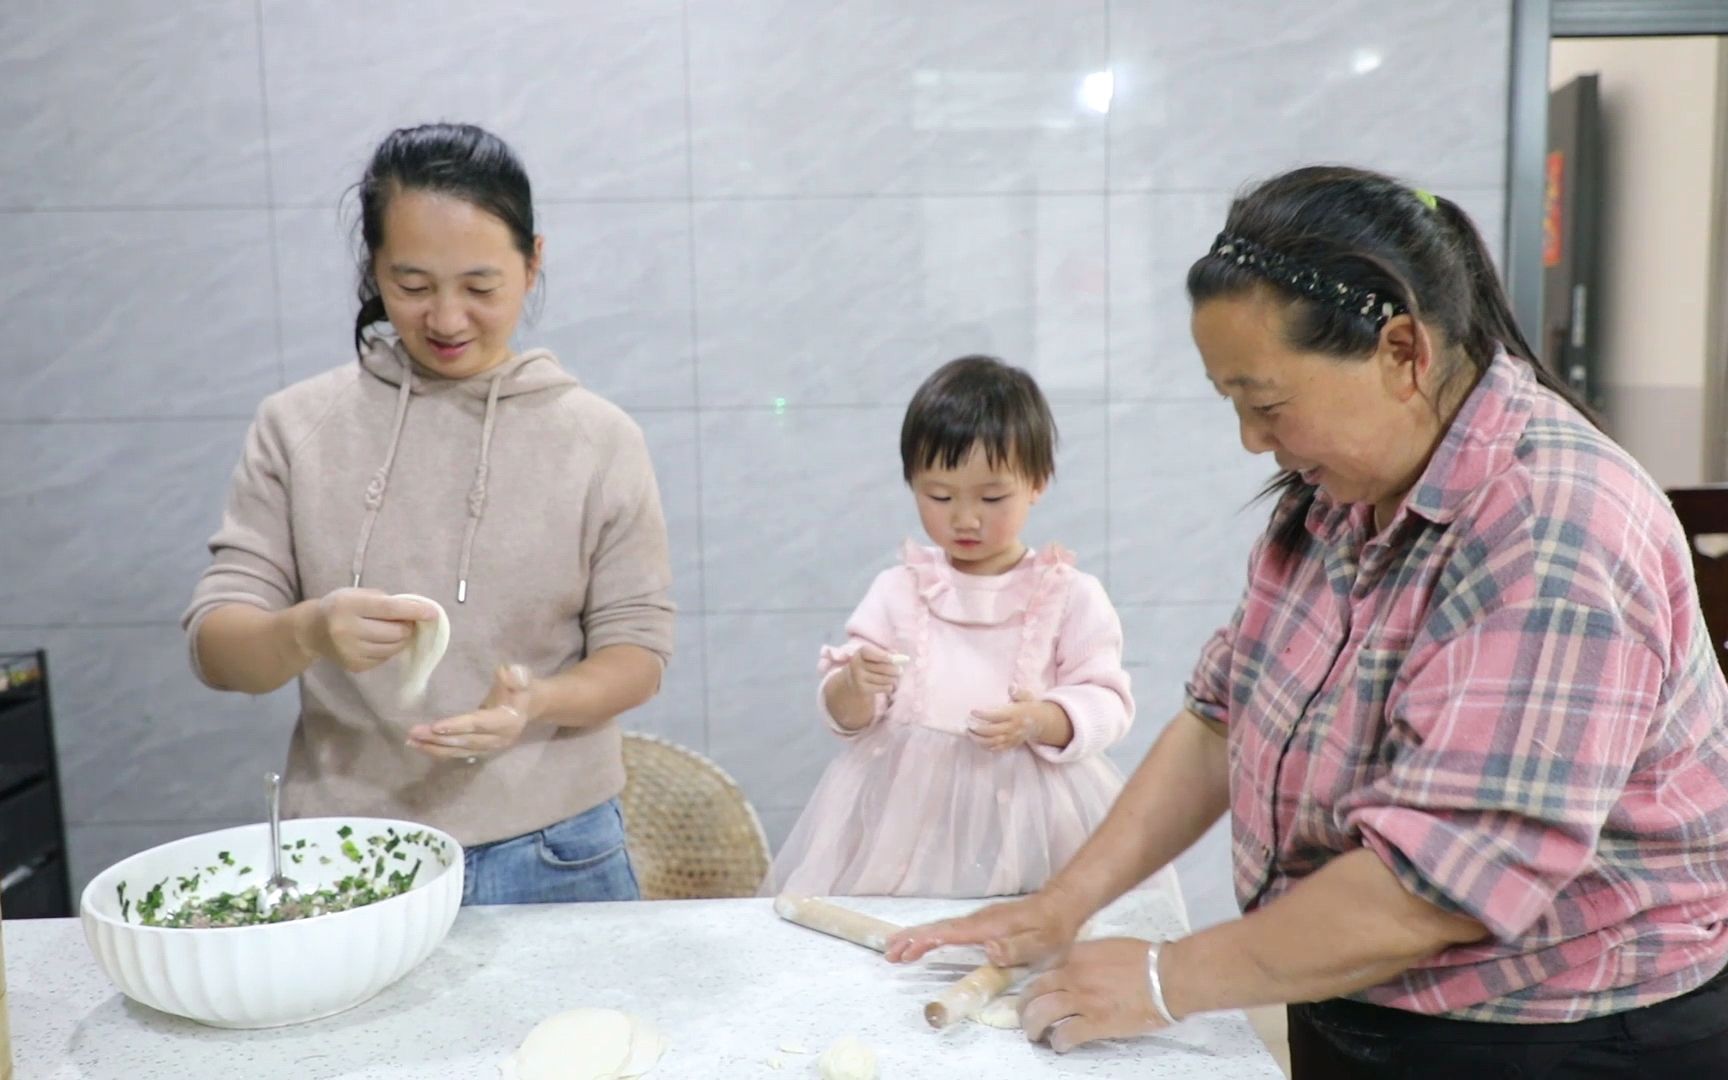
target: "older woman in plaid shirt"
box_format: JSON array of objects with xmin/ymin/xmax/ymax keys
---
[{"xmin": 889, "ymin": 165, "xmax": 1728, "ymax": 1077}]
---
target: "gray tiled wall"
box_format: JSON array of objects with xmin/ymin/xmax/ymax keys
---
[{"xmin": 0, "ymin": 0, "xmax": 1511, "ymax": 926}]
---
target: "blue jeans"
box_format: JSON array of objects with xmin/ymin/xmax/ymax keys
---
[{"xmin": 461, "ymin": 798, "xmax": 640, "ymax": 905}]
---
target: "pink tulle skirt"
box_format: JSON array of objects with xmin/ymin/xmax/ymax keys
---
[{"xmin": 766, "ymin": 721, "xmax": 1126, "ymax": 898}]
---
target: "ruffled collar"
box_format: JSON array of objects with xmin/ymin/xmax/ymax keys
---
[{"xmin": 901, "ymin": 540, "xmax": 1076, "ymax": 627}]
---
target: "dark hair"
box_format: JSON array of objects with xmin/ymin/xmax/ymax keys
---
[
  {"xmin": 1185, "ymin": 164, "xmax": 1596, "ymax": 557},
  {"xmin": 901, "ymin": 355, "xmax": 1058, "ymax": 486},
  {"xmin": 349, "ymin": 123, "xmax": 538, "ymax": 355}
]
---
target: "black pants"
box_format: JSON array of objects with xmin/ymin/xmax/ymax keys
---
[{"xmin": 1288, "ymin": 964, "xmax": 1728, "ymax": 1079}]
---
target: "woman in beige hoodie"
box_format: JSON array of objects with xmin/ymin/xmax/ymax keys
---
[{"xmin": 183, "ymin": 123, "xmax": 674, "ymax": 904}]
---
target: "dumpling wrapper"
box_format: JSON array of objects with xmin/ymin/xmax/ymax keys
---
[
  {"xmin": 617, "ymin": 1017, "xmax": 666, "ymax": 1078},
  {"xmin": 498, "ymin": 1008, "xmax": 664, "ymax": 1080},
  {"xmin": 394, "ymin": 592, "xmax": 449, "ymax": 709}
]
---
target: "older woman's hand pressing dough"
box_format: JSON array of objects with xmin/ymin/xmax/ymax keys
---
[
  {"xmin": 886, "ymin": 889, "xmax": 1083, "ymax": 969},
  {"xmin": 1019, "ymin": 938, "xmax": 1170, "ymax": 1053},
  {"xmin": 408, "ymin": 662, "xmax": 534, "ymax": 761},
  {"xmin": 295, "ymin": 589, "xmax": 441, "ymax": 673}
]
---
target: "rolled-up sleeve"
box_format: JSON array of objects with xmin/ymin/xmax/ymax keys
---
[
  {"xmin": 1340, "ymin": 599, "xmax": 1663, "ymax": 941},
  {"xmin": 1182, "ymin": 614, "xmax": 1241, "ymax": 727},
  {"xmin": 181, "ymin": 402, "xmax": 302, "ymax": 686},
  {"xmin": 581, "ymin": 421, "xmax": 676, "ymax": 666}
]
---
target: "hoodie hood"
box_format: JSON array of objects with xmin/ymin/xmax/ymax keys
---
[
  {"xmin": 358, "ymin": 336, "xmax": 579, "ymax": 400},
  {"xmin": 349, "ymin": 337, "xmax": 580, "ymax": 602}
]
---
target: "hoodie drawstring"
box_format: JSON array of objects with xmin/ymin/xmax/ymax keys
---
[
  {"xmin": 349, "ymin": 368, "xmax": 414, "ymax": 589},
  {"xmin": 455, "ymin": 372, "xmax": 504, "ymax": 604}
]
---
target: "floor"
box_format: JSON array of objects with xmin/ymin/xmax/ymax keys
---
[{"xmin": 1243, "ymin": 1004, "xmax": 1293, "ymax": 1077}]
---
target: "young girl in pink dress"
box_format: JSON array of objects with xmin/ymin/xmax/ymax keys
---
[{"xmin": 769, "ymin": 356, "xmax": 1180, "ymax": 903}]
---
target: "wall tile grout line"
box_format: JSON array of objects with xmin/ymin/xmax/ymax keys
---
[
  {"xmin": 679, "ymin": 0, "xmax": 713, "ymax": 757},
  {"xmin": 252, "ymin": 0, "xmax": 286, "ymax": 392},
  {"xmin": 1102, "ymin": 0, "xmax": 1115, "ymax": 595},
  {"xmin": 0, "ymin": 396, "xmax": 1255, "ymax": 424},
  {"xmin": 0, "ymin": 184, "xmax": 1509, "ymax": 216}
]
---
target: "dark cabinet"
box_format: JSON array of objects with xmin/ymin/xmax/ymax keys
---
[{"xmin": 0, "ymin": 651, "xmax": 72, "ymax": 918}]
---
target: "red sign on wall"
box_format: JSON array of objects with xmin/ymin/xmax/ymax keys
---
[{"xmin": 1543, "ymin": 151, "xmax": 1565, "ymax": 268}]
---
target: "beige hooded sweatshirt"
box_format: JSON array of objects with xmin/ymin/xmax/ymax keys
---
[{"xmin": 183, "ymin": 339, "xmax": 674, "ymax": 846}]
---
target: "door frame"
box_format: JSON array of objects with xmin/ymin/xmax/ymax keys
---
[{"xmin": 1506, "ymin": 0, "xmax": 1728, "ymax": 475}]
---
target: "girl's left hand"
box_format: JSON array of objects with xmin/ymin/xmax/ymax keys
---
[
  {"xmin": 969, "ymin": 686, "xmax": 1049, "ymax": 751},
  {"xmin": 1020, "ymin": 937, "xmax": 1172, "ymax": 1053},
  {"xmin": 407, "ymin": 663, "xmax": 534, "ymax": 761}
]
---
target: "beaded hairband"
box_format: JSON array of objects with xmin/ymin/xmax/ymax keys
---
[{"xmin": 1207, "ymin": 231, "xmax": 1409, "ymax": 331}]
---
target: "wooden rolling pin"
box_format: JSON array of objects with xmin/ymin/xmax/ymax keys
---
[
  {"xmin": 772, "ymin": 895, "xmax": 1018, "ymax": 1028},
  {"xmin": 772, "ymin": 894, "xmax": 903, "ymax": 951},
  {"xmin": 923, "ymin": 962, "xmax": 1017, "ymax": 1029}
]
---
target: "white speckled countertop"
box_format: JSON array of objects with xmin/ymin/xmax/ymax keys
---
[{"xmin": 5, "ymin": 890, "xmax": 1283, "ymax": 1079}]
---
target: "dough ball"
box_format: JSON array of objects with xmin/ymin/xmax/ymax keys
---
[
  {"xmin": 817, "ymin": 1035, "xmax": 876, "ymax": 1080},
  {"xmin": 972, "ymin": 994, "xmax": 1022, "ymax": 1030}
]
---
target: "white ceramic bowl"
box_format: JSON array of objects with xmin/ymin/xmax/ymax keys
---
[{"xmin": 80, "ymin": 817, "xmax": 463, "ymax": 1029}]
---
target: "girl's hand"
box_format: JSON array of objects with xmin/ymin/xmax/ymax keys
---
[
  {"xmin": 842, "ymin": 644, "xmax": 904, "ymax": 698},
  {"xmin": 969, "ymin": 687, "xmax": 1060, "ymax": 751},
  {"xmin": 1020, "ymin": 938, "xmax": 1172, "ymax": 1053},
  {"xmin": 407, "ymin": 663, "xmax": 534, "ymax": 761},
  {"xmin": 297, "ymin": 589, "xmax": 439, "ymax": 673}
]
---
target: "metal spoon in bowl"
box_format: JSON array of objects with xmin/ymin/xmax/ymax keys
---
[{"xmin": 259, "ymin": 771, "xmax": 300, "ymax": 916}]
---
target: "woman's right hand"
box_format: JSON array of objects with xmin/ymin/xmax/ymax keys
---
[
  {"xmin": 884, "ymin": 888, "xmax": 1086, "ymax": 969},
  {"xmin": 841, "ymin": 644, "xmax": 904, "ymax": 699},
  {"xmin": 294, "ymin": 589, "xmax": 439, "ymax": 672}
]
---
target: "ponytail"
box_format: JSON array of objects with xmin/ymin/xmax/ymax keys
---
[
  {"xmin": 1432, "ymin": 195, "xmax": 1600, "ymax": 427},
  {"xmin": 353, "ymin": 289, "xmax": 387, "ymax": 356}
]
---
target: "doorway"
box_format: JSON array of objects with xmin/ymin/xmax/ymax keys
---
[{"xmin": 1507, "ymin": 0, "xmax": 1728, "ymax": 485}]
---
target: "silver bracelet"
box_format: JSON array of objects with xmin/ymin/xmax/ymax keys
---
[{"xmin": 1146, "ymin": 940, "xmax": 1181, "ymax": 1026}]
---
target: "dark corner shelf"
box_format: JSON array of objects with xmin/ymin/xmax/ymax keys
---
[{"xmin": 0, "ymin": 648, "xmax": 71, "ymax": 917}]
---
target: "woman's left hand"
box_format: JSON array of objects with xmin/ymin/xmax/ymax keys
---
[
  {"xmin": 407, "ymin": 663, "xmax": 534, "ymax": 761},
  {"xmin": 1020, "ymin": 937, "xmax": 1171, "ymax": 1053}
]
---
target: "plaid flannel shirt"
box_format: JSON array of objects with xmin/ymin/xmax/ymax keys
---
[{"xmin": 1186, "ymin": 352, "xmax": 1728, "ymax": 1022}]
